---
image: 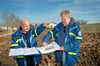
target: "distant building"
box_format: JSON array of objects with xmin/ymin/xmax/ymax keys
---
[
  {"xmin": 0, "ymin": 25, "xmax": 17, "ymax": 32},
  {"xmin": 47, "ymin": 22, "xmax": 57, "ymax": 28},
  {"xmin": 0, "ymin": 25, "xmax": 7, "ymax": 30}
]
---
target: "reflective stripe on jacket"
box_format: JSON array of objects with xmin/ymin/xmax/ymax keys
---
[{"xmin": 42, "ymin": 18, "xmax": 83, "ymax": 65}]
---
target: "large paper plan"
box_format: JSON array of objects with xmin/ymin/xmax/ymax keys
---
[{"xmin": 37, "ymin": 42, "xmax": 60, "ymax": 54}]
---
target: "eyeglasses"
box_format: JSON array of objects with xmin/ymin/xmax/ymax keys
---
[{"xmin": 64, "ymin": 26, "xmax": 66, "ymax": 33}]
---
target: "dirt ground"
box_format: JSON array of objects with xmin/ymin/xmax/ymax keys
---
[{"xmin": 0, "ymin": 29, "xmax": 100, "ymax": 66}]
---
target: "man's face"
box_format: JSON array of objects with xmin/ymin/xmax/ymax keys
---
[
  {"xmin": 61, "ymin": 15, "xmax": 70, "ymax": 26},
  {"xmin": 21, "ymin": 21, "xmax": 30, "ymax": 33}
]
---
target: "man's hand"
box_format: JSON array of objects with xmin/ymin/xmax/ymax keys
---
[
  {"xmin": 59, "ymin": 46, "xmax": 64, "ymax": 51},
  {"xmin": 43, "ymin": 23, "xmax": 51, "ymax": 27},
  {"xmin": 24, "ymin": 47, "xmax": 29, "ymax": 49},
  {"xmin": 42, "ymin": 42, "xmax": 48, "ymax": 46}
]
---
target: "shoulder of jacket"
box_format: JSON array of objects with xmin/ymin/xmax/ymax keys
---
[
  {"xmin": 12, "ymin": 31, "xmax": 17, "ymax": 36},
  {"xmin": 29, "ymin": 27, "xmax": 34, "ymax": 32},
  {"xmin": 12, "ymin": 30, "xmax": 21, "ymax": 37},
  {"xmin": 11, "ymin": 32, "xmax": 17, "ymax": 38},
  {"xmin": 53, "ymin": 22, "xmax": 62, "ymax": 31},
  {"xmin": 70, "ymin": 22, "xmax": 80, "ymax": 31},
  {"xmin": 57, "ymin": 22, "xmax": 62, "ymax": 26},
  {"xmin": 55, "ymin": 22, "xmax": 62, "ymax": 28}
]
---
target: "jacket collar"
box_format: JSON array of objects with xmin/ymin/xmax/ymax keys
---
[{"xmin": 69, "ymin": 17, "xmax": 76, "ymax": 25}]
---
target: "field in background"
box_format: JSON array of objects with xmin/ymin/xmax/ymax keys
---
[{"xmin": 81, "ymin": 23, "xmax": 100, "ymax": 33}]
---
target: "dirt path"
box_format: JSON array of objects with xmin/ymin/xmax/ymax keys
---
[{"xmin": 0, "ymin": 32, "xmax": 13, "ymax": 37}]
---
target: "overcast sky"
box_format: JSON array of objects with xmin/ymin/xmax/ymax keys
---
[{"xmin": 0, "ymin": 0, "xmax": 100, "ymax": 25}]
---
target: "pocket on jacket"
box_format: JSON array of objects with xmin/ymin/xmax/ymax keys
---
[{"xmin": 68, "ymin": 52, "xmax": 78, "ymax": 64}]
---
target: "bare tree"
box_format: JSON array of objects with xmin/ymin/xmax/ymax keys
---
[
  {"xmin": 76, "ymin": 20, "xmax": 87, "ymax": 25},
  {"xmin": 2, "ymin": 10, "xmax": 10, "ymax": 31},
  {"xmin": 11, "ymin": 16, "xmax": 21, "ymax": 28},
  {"xmin": 2, "ymin": 10, "xmax": 21, "ymax": 32}
]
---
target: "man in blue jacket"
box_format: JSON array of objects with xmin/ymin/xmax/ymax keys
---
[
  {"xmin": 42, "ymin": 10, "xmax": 83, "ymax": 66},
  {"xmin": 10, "ymin": 19, "xmax": 50, "ymax": 66}
]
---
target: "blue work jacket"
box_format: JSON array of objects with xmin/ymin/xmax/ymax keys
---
[
  {"xmin": 10, "ymin": 24, "xmax": 46, "ymax": 66},
  {"xmin": 42, "ymin": 18, "xmax": 83, "ymax": 66}
]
